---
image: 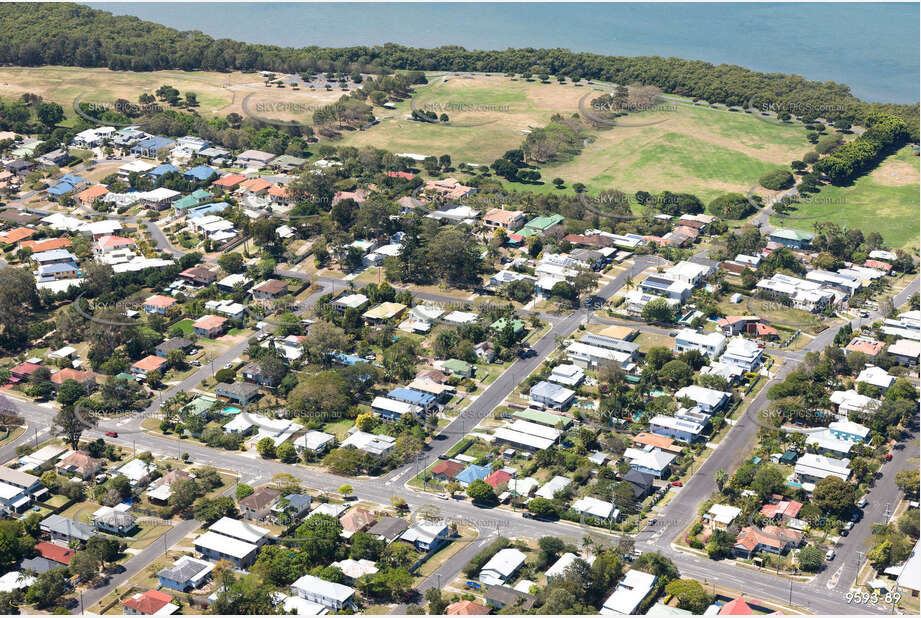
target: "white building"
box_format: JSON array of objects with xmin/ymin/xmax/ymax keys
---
[
  {"xmin": 535, "ymin": 476, "xmax": 572, "ymax": 500},
  {"xmin": 479, "ymin": 548, "xmax": 527, "ymax": 586},
  {"xmin": 546, "ymin": 553, "xmax": 595, "ymax": 579},
  {"xmin": 566, "ymin": 342, "xmax": 633, "ymax": 370},
  {"xmin": 720, "ymin": 336, "xmax": 763, "ymax": 372},
  {"xmin": 340, "ymin": 431, "xmax": 396, "ymax": 457},
  {"xmin": 548, "ymin": 363, "xmax": 585, "ymax": 386},
  {"xmin": 665, "ymin": 261, "xmax": 714, "ymax": 286},
  {"xmin": 674, "ymin": 385, "xmax": 729, "ymax": 413},
  {"xmin": 571, "ymin": 496, "xmax": 619, "ymax": 521},
  {"xmin": 600, "ymin": 570, "xmax": 657, "ymax": 615},
  {"xmin": 795, "ymin": 453, "xmax": 851, "ymax": 484},
  {"xmin": 674, "ymin": 329, "xmax": 726, "ymax": 359},
  {"xmin": 856, "ymin": 365, "xmax": 895, "ymax": 390},
  {"xmin": 290, "ymin": 575, "xmax": 355, "ymax": 611},
  {"xmin": 648, "ymin": 414, "xmax": 706, "ymax": 443}
]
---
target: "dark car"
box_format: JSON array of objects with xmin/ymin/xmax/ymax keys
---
[
  {"xmin": 518, "ymin": 347, "xmax": 536, "ymax": 359},
  {"xmin": 841, "ymin": 528, "xmax": 849, "ymax": 537}
]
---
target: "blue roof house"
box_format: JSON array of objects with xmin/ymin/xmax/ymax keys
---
[
  {"xmin": 48, "ymin": 182, "xmax": 76, "ymax": 200},
  {"xmin": 183, "ymin": 165, "xmax": 219, "ymax": 181},
  {"xmin": 131, "ymin": 136, "xmax": 175, "ymax": 158},
  {"xmin": 148, "ymin": 163, "xmax": 180, "ymax": 179},
  {"xmin": 188, "ymin": 202, "xmax": 230, "ymax": 218},
  {"xmin": 387, "ymin": 387, "xmax": 437, "ymax": 413},
  {"xmin": 455, "ymin": 464, "xmax": 491, "ymax": 487}
]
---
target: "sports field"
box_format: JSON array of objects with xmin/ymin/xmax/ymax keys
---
[
  {"xmin": 0, "ymin": 66, "xmax": 344, "ymax": 126},
  {"xmin": 339, "ymin": 75, "xmax": 813, "ymax": 202},
  {"xmin": 769, "ymin": 145, "xmax": 920, "ymax": 249}
]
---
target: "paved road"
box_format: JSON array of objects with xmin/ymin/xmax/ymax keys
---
[{"xmin": 5, "ymin": 259, "xmax": 914, "ymax": 614}]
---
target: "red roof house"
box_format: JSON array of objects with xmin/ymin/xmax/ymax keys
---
[
  {"xmin": 484, "ymin": 470, "xmax": 512, "ymax": 489},
  {"xmin": 719, "ymin": 598, "xmax": 754, "ymax": 615},
  {"xmin": 36, "ymin": 541, "xmax": 75, "ymax": 565}
]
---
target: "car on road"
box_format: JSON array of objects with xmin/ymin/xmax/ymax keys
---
[
  {"xmin": 826, "ymin": 550, "xmax": 835, "ymax": 561},
  {"xmin": 857, "ymin": 496, "xmax": 868, "ymax": 508},
  {"xmin": 841, "ymin": 528, "xmax": 849, "ymax": 537},
  {"xmin": 518, "ymin": 346, "xmax": 536, "ymax": 359},
  {"xmin": 850, "ymin": 510, "xmax": 863, "ymax": 523},
  {"xmin": 859, "ymin": 310, "xmax": 870, "ymax": 318},
  {"xmin": 223, "ymin": 362, "xmax": 233, "ymax": 370},
  {"xmin": 885, "ymin": 453, "xmax": 893, "ymax": 461},
  {"xmin": 844, "ymin": 521, "xmax": 854, "ymax": 531},
  {"xmin": 105, "ymin": 431, "xmax": 118, "ymax": 438},
  {"xmin": 669, "ymin": 331, "xmax": 678, "ymax": 337},
  {"xmin": 190, "ymin": 360, "xmax": 201, "ymax": 366},
  {"xmin": 436, "ymin": 493, "xmax": 449, "ymax": 500}
]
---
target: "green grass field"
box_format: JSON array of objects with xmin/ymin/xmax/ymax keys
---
[{"xmin": 769, "ymin": 145, "xmax": 920, "ymax": 249}]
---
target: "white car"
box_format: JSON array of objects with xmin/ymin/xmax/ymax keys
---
[
  {"xmin": 857, "ymin": 497, "xmax": 868, "ymax": 508},
  {"xmin": 826, "ymin": 550, "xmax": 835, "ymax": 561}
]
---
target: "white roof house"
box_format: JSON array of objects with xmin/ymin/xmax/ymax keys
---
[
  {"xmin": 371, "ymin": 396, "xmax": 421, "ymax": 419},
  {"xmin": 479, "ymin": 548, "xmax": 527, "ymax": 586},
  {"xmin": 829, "ymin": 389, "xmax": 880, "ymax": 416},
  {"xmin": 546, "ymin": 553, "xmax": 595, "ymax": 579},
  {"xmin": 674, "ymin": 328, "xmax": 727, "ymax": 360},
  {"xmin": 571, "ymin": 496, "xmax": 619, "ymax": 520},
  {"xmin": 648, "ymin": 414, "xmax": 706, "ymax": 442},
  {"xmin": 117, "ymin": 459, "xmax": 157, "ymax": 484},
  {"xmin": 294, "ymin": 431, "xmax": 335, "ymax": 452},
  {"xmin": 600, "ymin": 570, "xmax": 657, "ymax": 615},
  {"xmin": 665, "ymin": 261, "xmax": 713, "ymax": 286},
  {"xmin": 707, "ymin": 504, "xmax": 742, "ymax": 526},
  {"xmin": 856, "ymin": 365, "xmax": 895, "ymax": 390},
  {"xmin": 209, "ymin": 516, "xmax": 269, "ymax": 545},
  {"xmin": 506, "ymin": 419, "xmax": 562, "ymax": 442},
  {"xmin": 795, "ymin": 453, "xmax": 851, "ymax": 483},
  {"xmin": 443, "ymin": 311, "xmax": 478, "ymax": 325},
  {"xmin": 629, "ymin": 448, "xmax": 677, "ymax": 478},
  {"xmin": 535, "ymin": 476, "xmax": 572, "ymax": 500},
  {"xmin": 720, "ymin": 336, "xmax": 763, "ymax": 372},
  {"xmin": 340, "ymin": 431, "xmax": 396, "ymax": 457},
  {"xmin": 492, "ymin": 427, "xmax": 555, "ymax": 451},
  {"xmin": 674, "ymin": 385, "xmax": 729, "ymax": 413},
  {"xmin": 548, "ymin": 363, "xmax": 585, "ymax": 386},
  {"xmin": 806, "ymin": 430, "xmax": 856, "ymax": 457},
  {"xmin": 290, "ymin": 575, "xmax": 355, "ymax": 610},
  {"xmin": 194, "ymin": 530, "xmax": 258, "ymax": 562},
  {"xmin": 566, "ymin": 342, "xmax": 633, "ymax": 370},
  {"xmin": 897, "ymin": 539, "xmax": 921, "ymax": 595}
]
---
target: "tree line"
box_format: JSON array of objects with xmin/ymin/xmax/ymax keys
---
[{"xmin": 0, "ymin": 3, "xmax": 916, "ymax": 140}]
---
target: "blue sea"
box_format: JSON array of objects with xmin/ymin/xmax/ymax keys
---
[{"xmin": 92, "ymin": 2, "xmax": 919, "ymax": 104}]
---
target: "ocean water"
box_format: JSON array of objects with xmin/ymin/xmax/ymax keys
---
[{"xmin": 93, "ymin": 2, "xmax": 919, "ymax": 104}]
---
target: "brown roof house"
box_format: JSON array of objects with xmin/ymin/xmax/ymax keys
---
[
  {"xmin": 446, "ymin": 600, "xmax": 492, "ymax": 615},
  {"xmin": 483, "ymin": 208, "xmax": 526, "ymax": 232},
  {"xmin": 55, "ymin": 451, "xmax": 103, "ymax": 479},
  {"xmin": 238, "ymin": 486, "xmax": 280, "ymax": 521},
  {"xmin": 250, "ymin": 279, "xmax": 289, "ymax": 302},
  {"xmin": 339, "ymin": 507, "xmax": 378, "ymax": 537},
  {"xmin": 50, "ymin": 368, "xmax": 96, "ymax": 392},
  {"xmin": 733, "ymin": 525, "xmax": 802, "ymax": 558},
  {"xmin": 179, "ymin": 266, "xmax": 217, "ymax": 287},
  {"xmin": 431, "ymin": 460, "xmax": 465, "ymax": 481},
  {"xmin": 192, "ymin": 315, "xmax": 228, "ymax": 338}
]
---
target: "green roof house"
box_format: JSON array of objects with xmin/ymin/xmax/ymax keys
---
[
  {"xmin": 768, "ymin": 228, "xmax": 815, "ymax": 249},
  {"xmin": 523, "ymin": 214, "xmax": 564, "ymax": 235},
  {"xmin": 513, "ymin": 408, "xmax": 573, "ymax": 429},
  {"xmin": 442, "ymin": 359, "xmax": 474, "ymax": 378},
  {"xmin": 490, "ymin": 317, "xmax": 525, "ymax": 335},
  {"xmin": 173, "ymin": 189, "xmax": 213, "ymax": 210}
]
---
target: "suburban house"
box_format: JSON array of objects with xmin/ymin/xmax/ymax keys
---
[
  {"xmin": 238, "ymin": 486, "xmax": 281, "ymax": 521},
  {"xmin": 55, "ymin": 451, "xmax": 102, "ymax": 479},
  {"xmin": 194, "ymin": 531, "xmax": 258, "ymax": 567},
  {"xmin": 192, "ymin": 314, "xmax": 228, "ymax": 338},
  {"xmin": 122, "ymin": 590, "xmax": 179, "ymax": 616},
  {"xmin": 293, "ymin": 431, "xmax": 335, "ymax": 455},
  {"xmin": 400, "ymin": 519, "xmax": 450, "ymax": 552},
  {"xmin": 143, "ymin": 295, "xmax": 178, "ymax": 315},
  {"xmin": 251, "ymin": 279, "xmax": 289, "ymax": 302},
  {"xmin": 768, "ymin": 229, "xmax": 814, "ymax": 249},
  {"xmin": 483, "ymin": 208, "xmax": 527, "ymax": 232},
  {"xmin": 340, "ymin": 507, "xmax": 378, "ymax": 537},
  {"xmin": 368, "ymin": 517, "xmax": 409, "ymax": 543},
  {"xmin": 289, "ymin": 575, "xmax": 355, "ymax": 611},
  {"xmin": 40, "ymin": 514, "xmax": 96, "ymax": 544},
  {"xmin": 733, "ymin": 526, "xmax": 803, "ymax": 558},
  {"xmin": 529, "ymin": 381, "xmax": 575, "ymax": 410},
  {"xmin": 131, "ymin": 355, "xmax": 168, "ymax": 378},
  {"xmin": 179, "ymin": 266, "xmax": 218, "ymax": 286},
  {"xmin": 157, "ymin": 556, "xmax": 214, "ymax": 592},
  {"xmin": 479, "ymin": 548, "xmax": 527, "ymax": 586},
  {"xmin": 674, "ymin": 328, "xmax": 727, "ymax": 359},
  {"xmin": 214, "ymin": 381, "xmax": 262, "ymax": 406},
  {"xmin": 674, "ymin": 385, "xmax": 729, "ymax": 413},
  {"xmin": 92, "ymin": 505, "xmax": 138, "ymax": 535},
  {"xmin": 155, "ymin": 337, "xmax": 193, "ymax": 358},
  {"xmin": 600, "ymin": 570, "xmax": 657, "ymax": 615}
]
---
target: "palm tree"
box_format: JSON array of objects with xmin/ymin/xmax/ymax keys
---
[{"xmin": 714, "ymin": 469, "xmax": 727, "ymax": 491}]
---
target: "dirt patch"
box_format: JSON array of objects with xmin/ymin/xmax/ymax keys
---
[{"xmin": 870, "ymin": 159, "xmax": 919, "ymax": 186}]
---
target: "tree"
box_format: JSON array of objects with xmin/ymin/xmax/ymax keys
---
[
  {"xmin": 797, "ymin": 545, "xmax": 825, "ymax": 572},
  {"xmin": 813, "ymin": 476, "xmax": 856, "ymax": 516},
  {"xmin": 895, "ymin": 470, "xmax": 920, "ymax": 500},
  {"xmin": 36, "ymin": 102, "xmax": 64, "ymax": 128},
  {"xmin": 218, "ymin": 252, "xmax": 245, "ymax": 274},
  {"xmin": 338, "ymin": 484, "xmax": 353, "ymax": 497},
  {"xmin": 276, "ymin": 441, "xmax": 297, "ymax": 463},
  {"xmin": 212, "ymin": 573, "xmax": 275, "ymax": 615},
  {"xmin": 69, "ymin": 551, "xmax": 100, "ymax": 582},
  {"xmin": 708, "ymin": 193, "xmax": 755, "ymax": 219},
  {"xmin": 168, "ymin": 478, "xmax": 202, "ymax": 511},
  {"xmin": 381, "ymin": 541, "xmax": 417, "ymax": 569},
  {"xmin": 466, "ymin": 479, "xmax": 496, "ymax": 504},
  {"xmin": 759, "ymin": 169, "xmax": 795, "ymax": 190},
  {"xmin": 665, "ymin": 579, "xmax": 713, "ymax": 613},
  {"xmin": 751, "ymin": 464, "xmax": 785, "ymax": 500},
  {"xmin": 54, "ymin": 405, "xmax": 93, "ymax": 450},
  {"xmin": 55, "ymin": 379, "xmax": 86, "ymax": 406},
  {"xmin": 193, "ymin": 496, "xmax": 237, "ymax": 525},
  {"xmin": 256, "ymin": 437, "xmax": 276, "ymax": 458},
  {"xmin": 659, "ymin": 360, "xmax": 693, "ymax": 389},
  {"xmin": 527, "ymin": 497, "xmax": 557, "ymax": 518},
  {"xmin": 642, "ymin": 298, "xmax": 674, "ymax": 323},
  {"xmin": 714, "ymin": 469, "xmax": 727, "ymax": 491},
  {"xmin": 350, "ymin": 531, "xmax": 385, "ymax": 561},
  {"xmin": 425, "ymin": 588, "xmax": 448, "ymax": 615},
  {"xmin": 24, "ymin": 567, "xmax": 69, "ymax": 609},
  {"xmin": 236, "ymin": 483, "xmax": 254, "ymax": 500},
  {"xmin": 886, "ymin": 378, "xmax": 918, "ymax": 402}
]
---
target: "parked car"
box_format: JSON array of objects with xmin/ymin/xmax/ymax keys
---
[
  {"xmin": 844, "ymin": 521, "xmax": 854, "ymax": 531},
  {"xmin": 826, "ymin": 550, "xmax": 835, "ymax": 561},
  {"xmin": 885, "ymin": 453, "xmax": 893, "ymax": 461},
  {"xmin": 105, "ymin": 431, "xmax": 118, "ymax": 438},
  {"xmin": 841, "ymin": 528, "xmax": 849, "ymax": 537},
  {"xmin": 671, "ymin": 481, "xmax": 683, "ymax": 487},
  {"xmin": 857, "ymin": 496, "xmax": 868, "ymax": 508}
]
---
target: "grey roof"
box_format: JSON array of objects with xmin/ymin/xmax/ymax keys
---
[
  {"xmin": 158, "ymin": 561, "xmax": 205, "ymax": 583},
  {"xmin": 486, "ymin": 585, "xmax": 536, "ymax": 609},
  {"xmin": 216, "ymin": 381, "xmax": 261, "ymax": 397},
  {"xmin": 40, "ymin": 514, "xmax": 95, "ymax": 541},
  {"xmin": 156, "ymin": 337, "xmax": 193, "ymax": 354},
  {"xmin": 20, "ymin": 557, "xmax": 58, "ymax": 574},
  {"xmin": 95, "ymin": 509, "xmax": 137, "ymax": 529},
  {"xmin": 368, "ymin": 516, "xmax": 409, "ymax": 540}
]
